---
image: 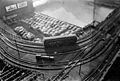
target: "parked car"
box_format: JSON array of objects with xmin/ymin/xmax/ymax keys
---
[{"xmin": 14, "ymin": 26, "xmax": 35, "ymax": 41}]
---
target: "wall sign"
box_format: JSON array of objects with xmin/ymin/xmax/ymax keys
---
[
  {"xmin": 17, "ymin": 1, "xmax": 28, "ymax": 9},
  {"xmin": 5, "ymin": 1, "xmax": 28, "ymax": 12},
  {"xmin": 5, "ymin": 4, "xmax": 17, "ymax": 12}
]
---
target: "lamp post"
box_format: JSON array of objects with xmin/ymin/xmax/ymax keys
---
[
  {"xmin": 14, "ymin": 39, "xmax": 20, "ymax": 60},
  {"xmin": 93, "ymin": 0, "xmax": 96, "ymax": 22}
]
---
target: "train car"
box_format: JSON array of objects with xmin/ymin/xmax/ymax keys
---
[{"xmin": 44, "ymin": 34, "xmax": 77, "ymax": 48}]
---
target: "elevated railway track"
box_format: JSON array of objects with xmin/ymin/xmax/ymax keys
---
[{"xmin": 0, "ymin": 4, "xmax": 120, "ymax": 81}]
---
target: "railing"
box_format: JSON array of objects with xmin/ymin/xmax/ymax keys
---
[{"xmin": 0, "ymin": 27, "xmax": 44, "ymax": 46}]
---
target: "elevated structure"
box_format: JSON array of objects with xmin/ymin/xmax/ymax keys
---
[{"xmin": 0, "ymin": 0, "xmax": 120, "ymax": 81}]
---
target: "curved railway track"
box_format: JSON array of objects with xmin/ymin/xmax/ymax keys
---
[{"xmin": 0, "ymin": 5, "xmax": 120, "ymax": 81}]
